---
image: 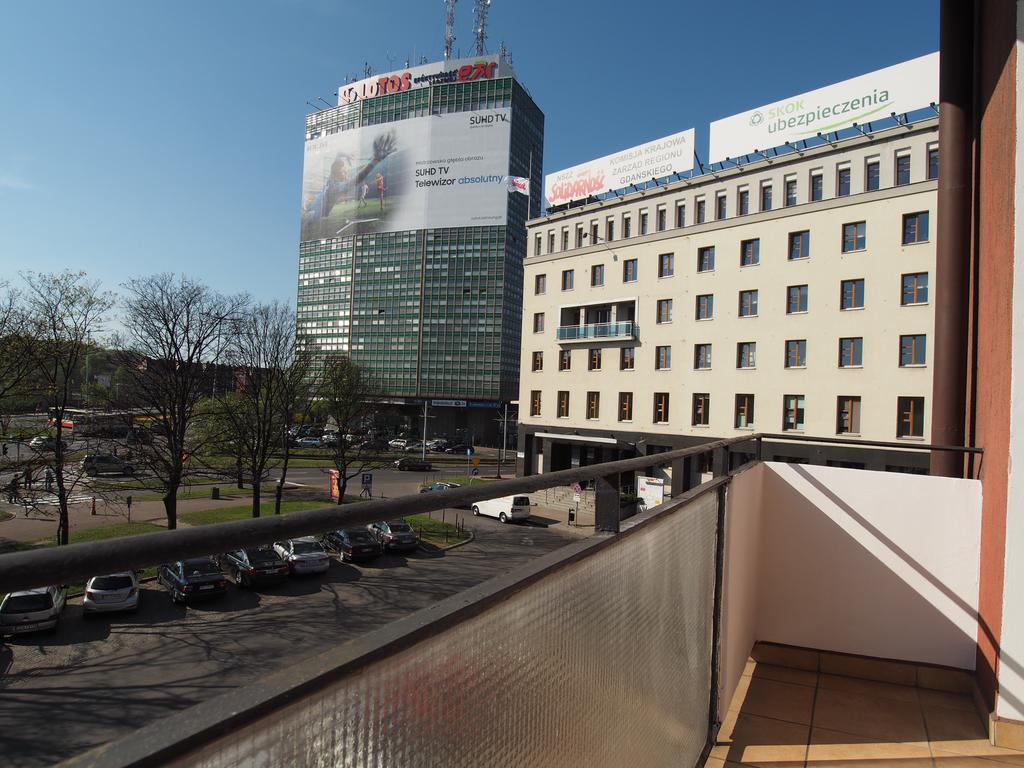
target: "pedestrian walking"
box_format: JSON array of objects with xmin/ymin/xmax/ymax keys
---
[
  {"xmin": 5, "ymin": 476, "xmax": 18, "ymax": 504},
  {"xmin": 44, "ymin": 467, "xmax": 54, "ymax": 493}
]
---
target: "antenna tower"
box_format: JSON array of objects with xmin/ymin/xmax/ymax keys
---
[
  {"xmin": 473, "ymin": 0, "xmax": 490, "ymax": 56},
  {"xmin": 444, "ymin": 0, "xmax": 458, "ymax": 62}
]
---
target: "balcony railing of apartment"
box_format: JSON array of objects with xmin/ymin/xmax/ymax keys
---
[
  {"xmin": 0, "ymin": 436, "xmax": 987, "ymax": 768},
  {"xmin": 555, "ymin": 320, "xmax": 637, "ymax": 342}
]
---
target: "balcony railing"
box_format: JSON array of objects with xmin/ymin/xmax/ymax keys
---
[{"xmin": 555, "ymin": 320, "xmax": 637, "ymax": 342}]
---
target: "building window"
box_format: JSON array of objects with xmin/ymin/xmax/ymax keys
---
[
  {"xmin": 653, "ymin": 393, "xmax": 670, "ymax": 423},
  {"xmin": 697, "ymin": 246, "xmax": 715, "ymax": 272},
  {"xmin": 897, "ymin": 396, "xmax": 925, "ymax": 438},
  {"xmin": 716, "ymin": 194, "xmax": 727, "ymax": 220},
  {"xmin": 622, "ymin": 216, "xmax": 632, "ymax": 239},
  {"xmin": 839, "ymin": 337, "xmax": 864, "ymax": 367},
  {"xmin": 738, "ymin": 289, "xmax": 758, "ymax": 317},
  {"xmin": 760, "ymin": 183, "xmax": 773, "ymax": 211},
  {"xmin": 842, "ymin": 221, "xmax": 867, "ymax": 252},
  {"xmin": 606, "ymin": 219, "xmax": 615, "ymax": 242},
  {"xmin": 895, "ymin": 153, "xmax": 911, "ymax": 186},
  {"xmin": 618, "ymin": 392, "xmax": 633, "ymax": 422},
  {"xmin": 676, "ymin": 203, "xmax": 686, "ymax": 228},
  {"xmin": 535, "ymin": 274, "xmax": 546, "ymax": 295},
  {"xmin": 738, "ymin": 188, "xmax": 750, "ymax": 215},
  {"xmin": 623, "ymin": 258, "xmax": 638, "ymax": 282},
  {"xmin": 737, "ymin": 342, "xmax": 756, "ymax": 369},
  {"xmin": 620, "ymin": 347, "xmax": 635, "ymax": 370},
  {"xmin": 656, "ymin": 299, "xmax": 673, "ymax": 324},
  {"xmin": 533, "ymin": 312, "xmax": 545, "ymax": 333},
  {"xmin": 903, "ymin": 212, "xmax": 929, "ymax": 244},
  {"xmin": 548, "ymin": 232, "xmax": 555, "ymax": 253},
  {"xmin": 531, "ymin": 351, "xmax": 543, "ymax": 372},
  {"xmin": 696, "ymin": 294, "xmax": 714, "ymax": 320},
  {"xmin": 692, "ymin": 393, "xmax": 711, "ymax": 426},
  {"xmin": 694, "ymin": 343, "xmax": 712, "ymax": 369},
  {"xmin": 841, "ymin": 279, "xmax": 865, "ymax": 310},
  {"xmin": 639, "ymin": 211, "xmax": 649, "ymax": 236},
  {"xmin": 561, "ymin": 269, "xmax": 574, "ymax": 291},
  {"xmin": 591, "ymin": 222, "xmax": 599, "ymax": 243},
  {"xmin": 837, "ymin": 166, "xmax": 851, "ymax": 196},
  {"xmin": 735, "ymin": 394, "xmax": 755, "ymax": 428},
  {"xmin": 531, "ymin": 390, "xmax": 542, "ymax": 417},
  {"xmin": 586, "ymin": 391, "xmax": 600, "ymax": 420},
  {"xmin": 575, "ymin": 224, "xmax": 584, "ymax": 248},
  {"xmin": 901, "ymin": 272, "xmax": 929, "ymax": 305},
  {"xmin": 591, "ymin": 264, "xmax": 604, "ymax": 287},
  {"xmin": 866, "ymin": 159, "xmax": 880, "ymax": 191},
  {"xmin": 837, "ymin": 396, "xmax": 861, "ymax": 434},
  {"xmin": 658, "ymin": 252, "xmax": 674, "ymax": 278},
  {"xmin": 656, "ymin": 207, "xmax": 666, "ymax": 231},
  {"xmin": 559, "ymin": 349, "xmax": 571, "ymax": 371},
  {"xmin": 561, "ymin": 229, "xmax": 569, "ymax": 251},
  {"xmin": 588, "ymin": 348, "xmax": 602, "ymax": 371},
  {"xmin": 783, "ymin": 394, "xmax": 806, "ymax": 431},
  {"xmin": 786, "ymin": 339, "xmax": 807, "ymax": 368},
  {"xmin": 740, "ymin": 238, "xmax": 760, "ymax": 266},
  {"xmin": 534, "ymin": 234, "xmax": 542, "ymax": 256},
  {"xmin": 810, "ymin": 172, "xmax": 823, "ymax": 202},
  {"xmin": 557, "ymin": 390, "xmax": 569, "ymax": 418},
  {"xmin": 787, "ymin": 285, "xmax": 808, "ymax": 314},
  {"xmin": 785, "ymin": 178, "xmax": 797, "ymax": 207},
  {"xmin": 788, "ymin": 230, "xmax": 810, "ymax": 260},
  {"xmin": 900, "ymin": 334, "xmax": 927, "ymax": 366},
  {"xmin": 696, "ymin": 198, "xmax": 706, "ymax": 224},
  {"xmin": 927, "ymin": 146, "xmax": 939, "ymax": 180},
  {"xmin": 655, "ymin": 345, "xmax": 672, "ymax": 370}
]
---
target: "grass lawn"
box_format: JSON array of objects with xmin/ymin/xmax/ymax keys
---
[
  {"xmin": 407, "ymin": 513, "xmax": 470, "ymax": 547},
  {"xmin": 179, "ymin": 500, "xmax": 325, "ymax": 526}
]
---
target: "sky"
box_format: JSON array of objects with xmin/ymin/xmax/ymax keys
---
[{"xmin": 0, "ymin": 0, "xmax": 939, "ymax": 305}]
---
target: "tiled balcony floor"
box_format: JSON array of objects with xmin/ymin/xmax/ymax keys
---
[{"xmin": 710, "ymin": 655, "xmax": 1024, "ymax": 768}]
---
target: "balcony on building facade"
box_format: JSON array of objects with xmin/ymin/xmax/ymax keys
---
[
  {"xmin": 556, "ymin": 299, "xmax": 638, "ymax": 343},
  {"xmin": 555, "ymin": 319, "xmax": 637, "ymax": 342}
]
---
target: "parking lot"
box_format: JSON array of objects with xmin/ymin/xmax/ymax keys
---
[{"xmin": 0, "ymin": 516, "xmax": 578, "ymax": 767}]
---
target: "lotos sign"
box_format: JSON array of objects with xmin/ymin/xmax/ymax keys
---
[{"xmin": 339, "ymin": 55, "xmax": 505, "ymax": 106}]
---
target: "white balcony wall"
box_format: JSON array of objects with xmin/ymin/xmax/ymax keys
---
[{"xmin": 720, "ymin": 462, "xmax": 982, "ymax": 717}]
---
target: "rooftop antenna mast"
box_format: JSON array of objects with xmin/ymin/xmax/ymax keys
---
[
  {"xmin": 473, "ymin": 0, "xmax": 490, "ymax": 56},
  {"xmin": 444, "ymin": 0, "xmax": 458, "ymax": 61}
]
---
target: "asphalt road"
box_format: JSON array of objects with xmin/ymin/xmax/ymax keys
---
[{"xmin": 0, "ymin": 517, "xmax": 578, "ymax": 767}]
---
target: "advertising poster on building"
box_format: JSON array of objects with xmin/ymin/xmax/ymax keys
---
[
  {"xmin": 637, "ymin": 476, "xmax": 665, "ymax": 511},
  {"xmin": 708, "ymin": 52, "xmax": 939, "ymax": 164},
  {"xmin": 544, "ymin": 128, "xmax": 695, "ymax": 207},
  {"xmin": 300, "ymin": 108, "xmax": 511, "ymax": 240}
]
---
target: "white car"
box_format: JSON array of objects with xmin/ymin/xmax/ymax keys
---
[
  {"xmin": 274, "ymin": 537, "xmax": 330, "ymax": 575},
  {"xmin": 296, "ymin": 436, "xmax": 322, "ymax": 449},
  {"xmin": 0, "ymin": 585, "xmax": 67, "ymax": 635},
  {"xmin": 388, "ymin": 438, "xmax": 408, "ymax": 450},
  {"xmin": 83, "ymin": 571, "xmax": 140, "ymax": 614},
  {"xmin": 471, "ymin": 495, "xmax": 533, "ymax": 524}
]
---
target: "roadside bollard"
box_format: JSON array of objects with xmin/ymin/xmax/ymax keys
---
[
  {"xmin": 91, "ymin": 497, "xmax": 96, "ymax": 516},
  {"xmin": 211, "ymin": 486, "xmax": 220, "ymax": 500}
]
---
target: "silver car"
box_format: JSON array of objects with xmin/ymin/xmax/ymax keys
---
[
  {"xmin": 0, "ymin": 586, "xmax": 67, "ymax": 636},
  {"xmin": 274, "ymin": 537, "xmax": 330, "ymax": 575},
  {"xmin": 83, "ymin": 572, "xmax": 140, "ymax": 614}
]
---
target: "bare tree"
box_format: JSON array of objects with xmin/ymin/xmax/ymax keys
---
[
  {"xmin": 20, "ymin": 272, "xmax": 112, "ymax": 545},
  {"xmin": 0, "ymin": 283, "xmax": 38, "ymax": 438},
  {"xmin": 315, "ymin": 355, "xmax": 386, "ymax": 503},
  {"xmin": 272, "ymin": 337, "xmax": 317, "ymax": 514},
  {"xmin": 115, "ymin": 273, "xmax": 248, "ymax": 530}
]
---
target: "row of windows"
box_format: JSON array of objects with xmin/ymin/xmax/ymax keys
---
[
  {"xmin": 530, "ymin": 334, "xmax": 927, "ymax": 373},
  {"xmin": 533, "ymin": 214, "xmax": 929, "ymax": 296},
  {"xmin": 534, "ymin": 145, "xmax": 939, "ymax": 257},
  {"xmin": 528, "ymin": 390, "xmax": 926, "ymax": 438}
]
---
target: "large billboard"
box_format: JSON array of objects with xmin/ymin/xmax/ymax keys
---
[
  {"xmin": 300, "ymin": 109, "xmax": 511, "ymax": 240},
  {"xmin": 544, "ymin": 128, "xmax": 695, "ymax": 208},
  {"xmin": 708, "ymin": 52, "xmax": 939, "ymax": 164}
]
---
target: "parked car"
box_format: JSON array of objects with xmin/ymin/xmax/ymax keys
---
[
  {"xmin": 296, "ymin": 436, "xmax": 322, "ymax": 449},
  {"xmin": 320, "ymin": 431, "xmax": 339, "ymax": 446},
  {"xmin": 28, "ymin": 436, "xmax": 68, "ymax": 451},
  {"xmin": 218, "ymin": 547, "xmax": 290, "ymax": 587},
  {"xmin": 81, "ymin": 454, "xmax": 135, "ymax": 477},
  {"xmin": 157, "ymin": 558, "xmax": 228, "ymax": 604},
  {"xmin": 388, "ymin": 438, "xmax": 409, "ymax": 450},
  {"xmin": 444, "ymin": 443, "xmax": 473, "ymax": 455},
  {"xmin": 403, "ymin": 442, "xmax": 425, "ymax": 453},
  {"xmin": 394, "ymin": 457, "xmax": 432, "ymax": 471},
  {"xmin": 426, "ymin": 439, "xmax": 449, "ymax": 452},
  {"xmin": 420, "ymin": 481, "xmax": 461, "ymax": 493},
  {"xmin": 125, "ymin": 428, "xmax": 153, "ymax": 446},
  {"xmin": 358, "ymin": 438, "xmax": 388, "ymax": 452},
  {"xmin": 322, "ymin": 528, "xmax": 383, "ymax": 562},
  {"xmin": 471, "ymin": 495, "xmax": 533, "ymax": 524},
  {"xmin": 273, "ymin": 537, "xmax": 331, "ymax": 575},
  {"xmin": 368, "ymin": 519, "xmax": 419, "ymax": 552},
  {"xmin": 83, "ymin": 572, "xmax": 140, "ymax": 614},
  {"xmin": 0, "ymin": 586, "xmax": 67, "ymax": 636}
]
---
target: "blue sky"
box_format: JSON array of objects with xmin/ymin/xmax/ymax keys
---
[{"xmin": 0, "ymin": 0, "xmax": 938, "ymax": 303}]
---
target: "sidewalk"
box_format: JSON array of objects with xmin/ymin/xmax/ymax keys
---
[{"xmin": 526, "ymin": 503, "xmax": 594, "ymax": 536}]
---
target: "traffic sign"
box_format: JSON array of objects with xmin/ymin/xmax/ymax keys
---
[
  {"xmin": 465, "ymin": 446, "xmax": 474, "ymax": 456},
  {"xmin": 572, "ymin": 482, "xmax": 582, "ymax": 494},
  {"xmin": 361, "ymin": 472, "xmax": 373, "ymax": 488},
  {"xmin": 471, "ymin": 468, "xmax": 480, "ymax": 476},
  {"xmin": 573, "ymin": 492, "xmax": 581, "ymax": 503},
  {"xmin": 471, "ymin": 456, "xmax": 480, "ymax": 467}
]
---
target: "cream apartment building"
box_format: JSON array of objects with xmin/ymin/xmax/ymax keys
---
[{"xmin": 518, "ymin": 118, "xmax": 938, "ymax": 476}]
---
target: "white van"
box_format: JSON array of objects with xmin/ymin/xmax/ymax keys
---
[{"xmin": 471, "ymin": 495, "xmax": 532, "ymax": 524}]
